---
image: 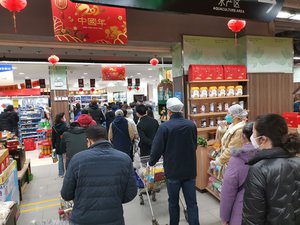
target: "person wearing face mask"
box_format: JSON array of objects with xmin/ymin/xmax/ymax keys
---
[
  {"xmin": 242, "ymin": 114, "xmax": 300, "ymax": 225},
  {"xmin": 220, "ymin": 122, "xmax": 258, "ymax": 225},
  {"xmin": 214, "ymin": 104, "xmax": 248, "ymax": 166},
  {"xmin": 61, "ymin": 125, "xmax": 137, "ymax": 225},
  {"xmin": 52, "ymin": 112, "xmax": 68, "ymax": 177}
]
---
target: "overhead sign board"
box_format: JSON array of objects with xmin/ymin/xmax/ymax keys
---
[{"xmin": 71, "ymin": 0, "xmax": 284, "ymax": 22}]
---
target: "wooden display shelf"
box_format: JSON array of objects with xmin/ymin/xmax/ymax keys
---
[
  {"xmin": 189, "ymin": 95, "xmax": 249, "ymax": 101},
  {"xmin": 207, "ymin": 171, "xmax": 223, "ymax": 183},
  {"xmin": 206, "ymin": 187, "xmax": 220, "ymax": 201},
  {"xmin": 190, "ymin": 112, "xmax": 227, "ymax": 118},
  {"xmin": 197, "ymin": 127, "xmax": 218, "ymax": 132}
]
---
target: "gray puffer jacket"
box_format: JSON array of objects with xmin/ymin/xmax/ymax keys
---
[{"xmin": 61, "ymin": 141, "xmax": 137, "ymax": 225}]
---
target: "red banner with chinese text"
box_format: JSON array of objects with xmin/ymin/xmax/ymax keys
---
[
  {"xmin": 102, "ymin": 65, "xmax": 126, "ymax": 81},
  {"xmin": 51, "ymin": 0, "xmax": 127, "ymax": 44}
]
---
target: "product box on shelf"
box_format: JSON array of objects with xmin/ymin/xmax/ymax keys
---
[
  {"xmin": 282, "ymin": 112, "xmax": 300, "ymax": 128},
  {"xmin": 235, "ymin": 65, "xmax": 247, "ymax": 80},
  {"xmin": 223, "ymin": 65, "xmax": 247, "ymax": 80},
  {"xmin": 188, "ymin": 65, "xmax": 224, "ymax": 81},
  {"xmin": 6, "ymin": 140, "xmax": 19, "ymax": 152},
  {"xmin": 0, "ymin": 149, "xmax": 9, "ymax": 174}
]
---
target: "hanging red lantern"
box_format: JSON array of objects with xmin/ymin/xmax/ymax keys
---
[
  {"xmin": 227, "ymin": 19, "xmax": 246, "ymax": 46},
  {"xmin": 150, "ymin": 58, "xmax": 159, "ymax": 66},
  {"xmin": 128, "ymin": 86, "xmax": 132, "ymax": 91},
  {"xmin": 79, "ymin": 88, "xmax": 83, "ymax": 92},
  {"xmin": 0, "ymin": 0, "xmax": 27, "ymax": 33},
  {"xmin": 136, "ymin": 86, "xmax": 140, "ymax": 91},
  {"xmin": 91, "ymin": 88, "xmax": 95, "ymax": 92},
  {"xmin": 48, "ymin": 55, "xmax": 59, "ymax": 65}
]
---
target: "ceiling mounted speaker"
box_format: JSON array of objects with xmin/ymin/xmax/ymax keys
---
[
  {"xmin": 39, "ymin": 79, "xmax": 46, "ymax": 88},
  {"xmin": 90, "ymin": 79, "xmax": 95, "ymax": 88},
  {"xmin": 78, "ymin": 79, "xmax": 84, "ymax": 88},
  {"xmin": 127, "ymin": 78, "xmax": 132, "ymax": 86},
  {"xmin": 135, "ymin": 78, "xmax": 140, "ymax": 87},
  {"xmin": 25, "ymin": 79, "xmax": 32, "ymax": 89}
]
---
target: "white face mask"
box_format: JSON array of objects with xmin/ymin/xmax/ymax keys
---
[{"xmin": 250, "ymin": 135, "xmax": 261, "ymax": 149}]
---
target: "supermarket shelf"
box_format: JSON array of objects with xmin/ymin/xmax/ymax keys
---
[
  {"xmin": 190, "ymin": 112, "xmax": 227, "ymax": 117},
  {"xmin": 189, "ymin": 79, "xmax": 248, "ymax": 84},
  {"xmin": 206, "ymin": 187, "xmax": 220, "ymax": 201},
  {"xmin": 197, "ymin": 127, "xmax": 218, "ymax": 132},
  {"xmin": 21, "ymin": 132, "xmax": 38, "ymax": 135},
  {"xmin": 207, "ymin": 171, "xmax": 223, "ymax": 183},
  {"xmin": 21, "ymin": 135, "xmax": 39, "ymax": 139},
  {"xmin": 20, "ymin": 117, "xmax": 42, "ymax": 121},
  {"xmin": 20, "ymin": 122, "xmax": 39, "ymax": 126},
  {"xmin": 189, "ymin": 95, "xmax": 249, "ymax": 101},
  {"xmin": 20, "ymin": 127, "xmax": 38, "ymax": 131}
]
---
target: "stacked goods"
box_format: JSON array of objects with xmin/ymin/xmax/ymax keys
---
[
  {"xmin": 190, "ymin": 85, "xmax": 244, "ymax": 99},
  {"xmin": 0, "ymin": 149, "xmax": 10, "ymax": 174}
]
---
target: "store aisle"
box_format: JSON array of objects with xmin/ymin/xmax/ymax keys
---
[{"xmin": 18, "ymin": 154, "xmax": 221, "ymax": 225}]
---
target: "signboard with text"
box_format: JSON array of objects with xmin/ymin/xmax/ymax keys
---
[
  {"xmin": 71, "ymin": 0, "xmax": 283, "ymax": 22},
  {"xmin": 0, "ymin": 64, "xmax": 14, "ymax": 85},
  {"xmin": 51, "ymin": 0, "xmax": 127, "ymax": 44}
]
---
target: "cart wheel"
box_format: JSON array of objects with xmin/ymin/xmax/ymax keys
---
[
  {"xmin": 152, "ymin": 191, "xmax": 156, "ymax": 202},
  {"xmin": 140, "ymin": 195, "xmax": 144, "ymax": 205},
  {"xmin": 152, "ymin": 219, "xmax": 159, "ymax": 225},
  {"xmin": 184, "ymin": 209, "xmax": 188, "ymax": 221}
]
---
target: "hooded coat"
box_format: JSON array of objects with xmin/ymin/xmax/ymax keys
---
[
  {"xmin": 76, "ymin": 114, "xmax": 97, "ymax": 128},
  {"xmin": 0, "ymin": 111, "xmax": 19, "ymax": 132},
  {"xmin": 88, "ymin": 104, "xmax": 105, "ymax": 125},
  {"xmin": 52, "ymin": 122, "xmax": 67, "ymax": 155},
  {"xmin": 220, "ymin": 143, "xmax": 258, "ymax": 225}
]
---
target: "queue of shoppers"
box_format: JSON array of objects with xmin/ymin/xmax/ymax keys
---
[{"xmin": 54, "ymin": 97, "xmax": 300, "ymax": 225}]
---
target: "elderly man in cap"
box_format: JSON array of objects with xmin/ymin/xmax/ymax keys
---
[{"xmin": 149, "ymin": 98, "xmax": 200, "ymax": 225}]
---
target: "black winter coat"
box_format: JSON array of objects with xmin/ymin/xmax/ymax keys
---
[
  {"xmin": 61, "ymin": 141, "xmax": 137, "ymax": 225},
  {"xmin": 105, "ymin": 110, "xmax": 115, "ymax": 132},
  {"xmin": 149, "ymin": 113, "xmax": 197, "ymax": 180},
  {"xmin": 242, "ymin": 147, "xmax": 300, "ymax": 225},
  {"xmin": 52, "ymin": 122, "xmax": 67, "ymax": 155},
  {"xmin": 88, "ymin": 105, "xmax": 105, "ymax": 125},
  {"xmin": 60, "ymin": 127, "xmax": 87, "ymax": 169},
  {"xmin": 137, "ymin": 115, "xmax": 159, "ymax": 156},
  {"xmin": 0, "ymin": 111, "xmax": 19, "ymax": 132}
]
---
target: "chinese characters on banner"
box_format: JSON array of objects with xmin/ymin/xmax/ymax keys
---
[
  {"xmin": 51, "ymin": 0, "xmax": 127, "ymax": 44},
  {"xmin": 102, "ymin": 65, "xmax": 126, "ymax": 81}
]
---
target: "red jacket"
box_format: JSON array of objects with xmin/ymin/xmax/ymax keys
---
[{"xmin": 76, "ymin": 114, "xmax": 97, "ymax": 128}]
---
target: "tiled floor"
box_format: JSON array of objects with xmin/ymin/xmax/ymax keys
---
[{"xmin": 18, "ymin": 150, "xmax": 221, "ymax": 225}]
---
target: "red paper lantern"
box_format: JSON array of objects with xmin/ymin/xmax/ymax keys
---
[
  {"xmin": 136, "ymin": 86, "xmax": 140, "ymax": 91},
  {"xmin": 48, "ymin": 55, "xmax": 59, "ymax": 65},
  {"xmin": 79, "ymin": 88, "xmax": 83, "ymax": 92},
  {"xmin": 0, "ymin": 0, "xmax": 27, "ymax": 32},
  {"xmin": 128, "ymin": 87, "xmax": 132, "ymax": 91},
  {"xmin": 227, "ymin": 19, "xmax": 246, "ymax": 45},
  {"xmin": 227, "ymin": 19, "xmax": 246, "ymax": 33},
  {"xmin": 91, "ymin": 88, "xmax": 95, "ymax": 92},
  {"xmin": 150, "ymin": 58, "xmax": 159, "ymax": 66}
]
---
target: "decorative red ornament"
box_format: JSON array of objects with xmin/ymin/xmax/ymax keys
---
[
  {"xmin": 227, "ymin": 19, "xmax": 246, "ymax": 45},
  {"xmin": 91, "ymin": 88, "xmax": 95, "ymax": 92},
  {"xmin": 128, "ymin": 87, "xmax": 132, "ymax": 91},
  {"xmin": 79, "ymin": 88, "xmax": 83, "ymax": 92},
  {"xmin": 48, "ymin": 55, "xmax": 59, "ymax": 65},
  {"xmin": 136, "ymin": 86, "xmax": 140, "ymax": 91},
  {"xmin": 0, "ymin": 0, "xmax": 27, "ymax": 33},
  {"xmin": 150, "ymin": 58, "xmax": 159, "ymax": 66}
]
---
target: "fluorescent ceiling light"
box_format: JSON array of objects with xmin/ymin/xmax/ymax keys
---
[
  {"xmin": 276, "ymin": 11, "xmax": 293, "ymax": 19},
  {"xmin": 81, "ymin": 76, "xmax": 85, "ymax": 78},
  {"xmin": 137, "ymin": 73, "xmax": 141, "ymax": 75},
  {"xmin": 290, "ymin": 14, "xmax": 300, "ymax": 21},
  {"xmin": 12, "ymin": 66, "xmax": 17, "ymax": 70},
  {"xmin": 84, "ymin": 73, "xmax": 88, "ymax": 75},
  {"xmin": 18, "ymin": 72, "xmax": 25, "ymax": 75},
  {"xmin": 149, "ymin": 76, "xmax": 153, "ymax": 78},
  {"xmin": 294, "ymin": 57, "xmax": 300, "ymax": 60},
  {"xmin": 25, "ymin": 76, "xmax": 30, "ymax": 79},
  {"xmin": 148, "ymin": 68, "xmax": 153, "ymax": 71}
]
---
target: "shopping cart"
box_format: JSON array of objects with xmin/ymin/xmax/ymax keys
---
[
  {"xmin": 58, "ymin": 198, "xmax": 73, "ymax": 221},
  {"xmin": 136, "ymin": 156, "xmax": 188, "ymax": 225}
]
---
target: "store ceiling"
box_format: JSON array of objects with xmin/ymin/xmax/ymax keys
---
[{"xmin": 10, "ymin": 63, "xmax": 167, "ymax": 88}]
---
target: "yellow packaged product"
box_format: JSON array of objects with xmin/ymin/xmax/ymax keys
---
[
  {"xmin": 227, "ymin": 86, "xmax": 235, "ymax": 96},
  {"xmin": 208, "ymin": 86, "xmax": 218, "ymax": 97},
  {"xmin": 218, "ymin": 86, "xmax": 226, "ymax": 97},
  {"xmin": 200, "ymin": 87, "xmax": 208, "ymax": 98},
  {"xmin": 235, "ymin": 86, "xmax": 243, "ymax": 96},
  {"xmin": 190, "ymin": 87, "xmax": 200, "ymax": 98}
]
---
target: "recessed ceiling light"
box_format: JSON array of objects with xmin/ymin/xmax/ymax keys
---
[
  {"xmin": 18, "ymin": 72, "xmax": 24, "ymax": 75},
  {"xmin": 276, "ymin": 11, "xmax": 293, "ymax": 19},
  {"xmin": 12, "ymin": 66, "xmax": 17, "ymax": 70},
  {"xmin": 25, "ymin": 76, "xmax": 30, "ymax": 79},
  {"xmin": 137, "ymin": 73, "xmax": 141, "ymax": 75},
  {"xmin": 130, "ymin": 76, "xmax": 133, "ymax": 78},
  {"xmin": 81, "ymin": 76, "xmax": 85, "ymax": 78},
  {"xmin": 148, "ymin": 68, "xmax": 153, "ymax": 71},
  {"xmin": 84, "ymin": 73, "xmax": 88, "ymax": 75},
  {"xmin": 294, "ymin": 57, "xmax": 300, "ymax": 60},
  {"xmin": 149, "ymin": 76, "xmax": 153, "ymax": 78}
]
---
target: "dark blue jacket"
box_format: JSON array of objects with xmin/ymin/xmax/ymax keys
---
[
  {"xmin": 149, "ymin": 113, "xmax": 197, "ymax": 180},
  {"xmin": 61, "ymin": 141, "xmax": 137, "ymax": 225}
]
